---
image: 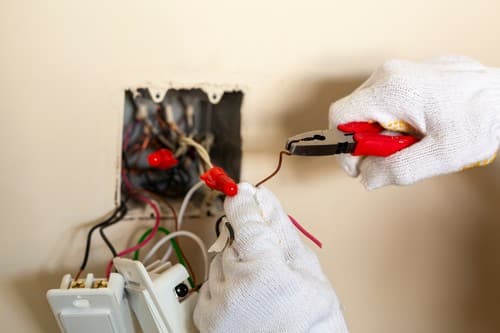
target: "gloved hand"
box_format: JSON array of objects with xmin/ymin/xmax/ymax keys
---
[
  {"xmin": 330, "ymin": 56, "xmax": 500, "ymax": 190},
  {"xmin": 194, "ymin": 183, "xmax": 349, "ymax": 333}
]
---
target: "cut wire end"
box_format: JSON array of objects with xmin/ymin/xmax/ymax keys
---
[{"xmin": 288, "ymin": 215, "xmax": 322, "ymax": 248}]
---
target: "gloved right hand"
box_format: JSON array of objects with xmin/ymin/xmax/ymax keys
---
[{"xmin": 330, "ymin": 56, "xmax": 500, "ymax": 190}]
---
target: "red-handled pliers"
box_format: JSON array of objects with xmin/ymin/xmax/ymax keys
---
[{"xmin": 286, "ymin": 122, "xmax": 419, "ymax": 157}]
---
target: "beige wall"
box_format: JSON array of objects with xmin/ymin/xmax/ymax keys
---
[{"xmin": 1, "ymin": 1, "xmax": 499, "ymax": 332}]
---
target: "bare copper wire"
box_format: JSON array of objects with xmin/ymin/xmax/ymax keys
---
[
  {"xmin": 141, "ymin": 135, "xmax": 151, "ymax": 151},
  {"xmin": 74, "ymin": 269, "xmax": 83, "ymax": 281},
  {"xmin": 255, "ymin": 150, "xmax": 291, "ymax": 187}
]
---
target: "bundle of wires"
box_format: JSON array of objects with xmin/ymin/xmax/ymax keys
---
[
  {"xmin": 76, "ymin": 90, "xmax": 213, "ymax": 285},
  {"xmin": 122, "ymin": 90, "xmax": 210, "ymax": 199},
  {"xmin": 74, "ymin": 199, "xmax": 128, "ymax": 280},
  {"xmin": 103, "ymin": 171, "xmax": 162, "ymax": 277}
]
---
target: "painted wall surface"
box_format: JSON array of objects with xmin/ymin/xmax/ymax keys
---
[{"xmin": 1, "ymin": 1, "xmax": 499, "ymax": 332}]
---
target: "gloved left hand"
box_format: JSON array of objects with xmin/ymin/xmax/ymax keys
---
[{"xmin": 193, "ymin": 183, "xmax": 349, "ymax": 333}]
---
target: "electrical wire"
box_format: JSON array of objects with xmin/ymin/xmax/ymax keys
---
[
  {"xmin": 123, "ymin": 153, "xmax": 195, "ymax": 283},
  {"xmin": 133, "ymin": 227, "xmax": 195, "ymax": 287},
  {"xmin": 180, "ymin": 136, "xmax": 213, "ymax": 170},
  {"xmin": 105, "ymin": 171, "xmax": 162, "ymax": 278},
  {"xmin": 215, "ymin": 215, "xmax": 235, "ymax": 251},
  {"xmin": 139, "ymin": 189, "xmax": 179, "ymax": 229},
  {"xmin": 105, "ymin": 194, "xmax": 161, "ymax": 278},
  {"xmin": 288, "ymin": 214, "xmax": 322, "ymax": 248},
  {"xmin": 123, "ymin": 118, "xmax": 204, "ymax": 199},
  {"xmin": 253, "ymin": 151, "xmax": 322, "ymax": 248},
  {"xmin": 177, "ymin": 181, "xmax": 205, "ymax": 230},
  {"xmin": 99, "ymin": 201, "xmax": 128, "ymax": 257},
  {"xmin": 255, "ymin": 150, "xmax": 291, "ymax": 187},
  {"xmin": 157, "ymin": 181, "xmax": 204, "ymax": 262},
  {"xmin": 75, "ymin": 204, "xmax": 125, "ymax": 280},
  {"xmin": 142, "ymin": 230, "xmax": 209, "ymax": 283},
  {"xmin": 118, "ymin": 97, "xmax": 213, "ymax": 282}
]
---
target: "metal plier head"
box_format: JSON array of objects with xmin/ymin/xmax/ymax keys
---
[
  {"xmin": 286, "ymin": 129, "xmax": 356, "ymax": 156},
  {"xmin": 286, "ymin": 122, "xmax": 420, "ymax": 157}
]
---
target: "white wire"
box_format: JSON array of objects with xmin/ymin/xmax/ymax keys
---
[
  {"xmin": 181, "ymin": 136, "xmax": 213, "ymax": 169},
  {"xmin": 140, "ymin": 181, "xmax": 204, "ymax": 263},
  {"xmin": 157, "ymin": 181, "xmax": 205, "ymax": 261},
  {"xmin": 143, "ymin": 230, "xmax": 209, "ymax": 282}
]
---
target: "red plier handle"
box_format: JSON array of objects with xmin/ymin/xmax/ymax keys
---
[{"xmin": 338, "ymin": 122, "xmax": 419, "ymax": 157}]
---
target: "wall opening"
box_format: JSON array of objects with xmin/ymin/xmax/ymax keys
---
[{"xmin": 120, "ymin": 87, "xmax": 243, "ymax": 214}]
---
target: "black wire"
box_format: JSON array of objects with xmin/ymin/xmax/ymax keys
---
[
  {"xmin": 215, "ymin": 215, "xmax": 226, "ymax": 237},
  {"xmin": 78, "ymin": 205, "xmax": 123, "ymax": 272},
  {"xmin": 77, "ymin": 152, "xmax": 133, "ymax": 274},
  {"xmin": 214, "ymin": 215, "xmax": 235, "ymax": 247},
  {"xmin": 225, "ymin": 222, "xmax": 235, "ymax": 246},
  {"xmin": 99, "ymin": 200, "xmax": 128, "ymax": 257}
]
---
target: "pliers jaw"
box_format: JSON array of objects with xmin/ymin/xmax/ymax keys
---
[
  {"xmin": 286, "ymin": 122, "xmax": 420, "ymax": 157},
  {"xmin": 286, "ymin": 129, "xmax": 356, "ymax": 156}
]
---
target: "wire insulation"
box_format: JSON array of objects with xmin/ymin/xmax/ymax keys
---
[
  {"xmin": 158, "ymin": 181, "xmax": 204, "ymax": 262},
  {"xmin": 99, "ymin": 202, "xmax": 128, "ymax": 257},
  {"xmin": 255, "ymin": 150, "xmax": 291, "ymax": 187},
  {"xmin": 180, "ymin": 136, "xmax": 213, "ymax": 170},
  {"xmin": 133, "ymin": 227, "xmax": 195, "ymax": 287},
  {"xmin": 143, "ymin": 230, "xmax": 209, "ymax": 282},
  {"xmin": 288, "ymin": 214, "xmax": 322, "ymax": 248},
  {"xmin": 75, "ymin": 204, "xmax": 123, "ymax": 280},
  {"xmin": 105, "ymin": 172, "xmax": 162, "ymax": 278}
]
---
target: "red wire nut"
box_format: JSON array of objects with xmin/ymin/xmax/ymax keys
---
[
  {"xmin": 147, "ymin": 149, "xmax": 178, "ymax": 169},
  {"xmin": 200, "ymin": 167, "xmax": 238, "ymax": 197}
]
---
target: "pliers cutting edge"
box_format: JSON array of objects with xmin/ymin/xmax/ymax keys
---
[{"xmin": 286, "ymin": 122, "xmax": 420, "ymax": 157}]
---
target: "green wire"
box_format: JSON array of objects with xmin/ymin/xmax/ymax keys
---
[{"xmin": 134, "ymin": 227, "xmax": 194, "ymax": 287}]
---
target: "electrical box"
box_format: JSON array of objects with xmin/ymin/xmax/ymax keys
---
[
  {"xmin": 121, "ymin": 87, "xmax": 243, "ymax": 201},
  {"xmin": 119, "ymin": 85, "xmax": 244, "ymax": 268}
]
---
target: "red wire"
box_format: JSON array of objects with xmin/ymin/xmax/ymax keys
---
[
  {"xmin": 105, "ymin": 195, "xmax": 160, "ymax": 277},
  {"xmin": 288, "ymin": 214, "xmax": 322, "ymax": 248},
  {"xmin": 105, "ymin": 171, "xmax": 161, "ymax": 278}
]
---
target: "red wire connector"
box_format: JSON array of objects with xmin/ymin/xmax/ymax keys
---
[
  {"xmin": 200, "ymin": 167, "xmax": 238, "ymax": 197},
  {"xmin": 147, "ymin": 149, "xmax": 178, "ymax": 169}
]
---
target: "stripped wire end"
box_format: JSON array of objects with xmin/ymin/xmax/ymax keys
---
[{"xmin": 200, "ymin": 167, "xmax": 238, "ymax": 197}]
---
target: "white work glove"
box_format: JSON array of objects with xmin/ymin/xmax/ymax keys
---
[
  {"xmin": 330, "ymin": 56, "xmax": 500, "ymax": 190},
  {"xmin": 194, "ymin": 183, "xmax": 349, "ymax": 333}
]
